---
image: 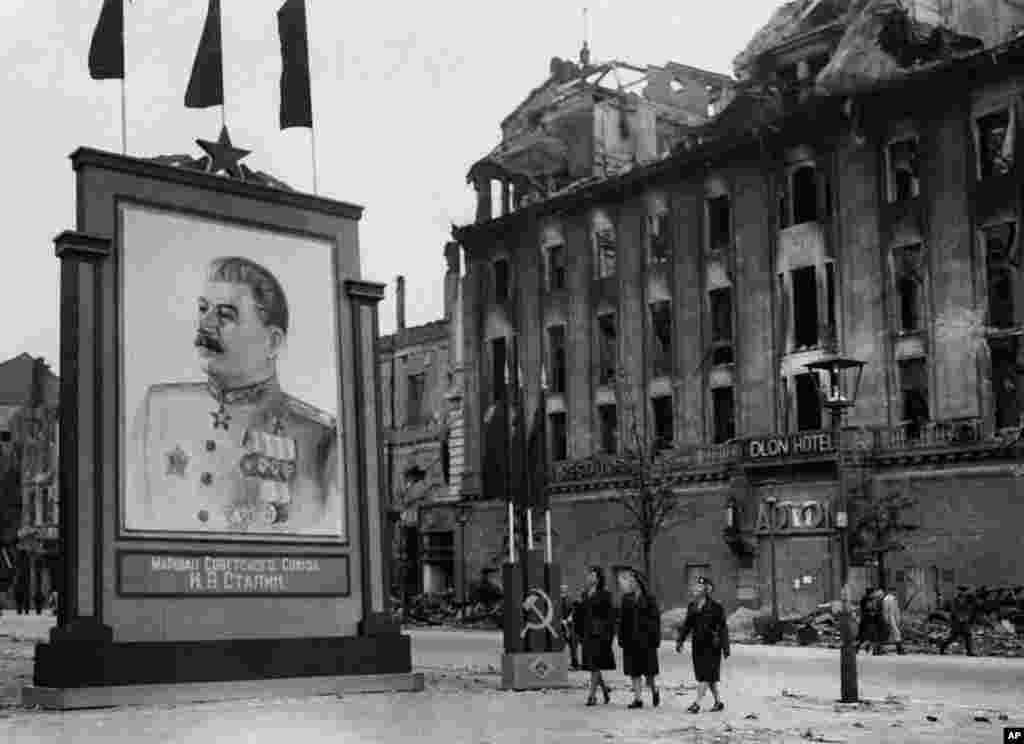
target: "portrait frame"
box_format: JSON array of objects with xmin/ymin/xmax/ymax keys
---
[{"xmin": 115, "ymin": 196, "xmax": 351, "ymax": 545}]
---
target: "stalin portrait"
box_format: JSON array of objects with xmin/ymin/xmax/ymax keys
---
[{"xmin": 125, "ymin": 256, "xmax": 341, "ymax": 535}]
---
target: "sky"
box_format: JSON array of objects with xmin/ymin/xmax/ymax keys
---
[{"xmin": 0, "ymin": 0, "xmax": 783, "ymax": 374}]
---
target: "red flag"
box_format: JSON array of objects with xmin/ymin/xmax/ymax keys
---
[
  {"xmin": 185, "ymin": 0, "xmax": 224, "ymax": 109},
  {"xmin": 88, "ymin": 0, "xmax": 124, "ymax": 80},
  {"xmin": 277, "ymin": 0, "xmax": 313, "ymax": 129}
]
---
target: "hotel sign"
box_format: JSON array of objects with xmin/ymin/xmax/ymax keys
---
[
  {"xmin": 756, "ymin": 500, "xmax": 831, "ymax": 532},
  {"xmin": 745, "ymin": 432, "xmax": 835, "ymax": 461}
]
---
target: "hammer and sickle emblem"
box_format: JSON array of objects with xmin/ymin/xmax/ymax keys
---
[{"xmin": 521, "ymin": 587, "xmax": 558, "ymax": 639}]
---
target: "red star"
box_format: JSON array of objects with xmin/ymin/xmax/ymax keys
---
[{"xmin": 196, "ymin": 125, "xmax": 251, "ymax": 179}]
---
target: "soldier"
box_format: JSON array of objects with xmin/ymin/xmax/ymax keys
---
[{"xmin": 126, "ymin": 256, "xmax": 340, "ymax": 535}]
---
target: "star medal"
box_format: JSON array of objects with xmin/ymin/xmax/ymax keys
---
[
  {"xmin": 165, "ymin": 445, "xmax": 189, "ymax": 477},
  {"xmin": 211, "ymin": 403, "xmax": 231, "ymax": 431}
]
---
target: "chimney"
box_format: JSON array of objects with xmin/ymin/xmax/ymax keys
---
[{"xmin": 396, "ymin": 276, "xmax": 406, "ymax": 331}]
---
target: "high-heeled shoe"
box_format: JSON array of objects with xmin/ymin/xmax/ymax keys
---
[
  {"xmin": 602, "ymin": 683, "xmax": 611, "ymax": 705},
  {"xmin": 586, "ymin": 695, "xmax": 597, "ymax": 707},
  {"xmin": 627, "ymin": 700, "xmax": 643, "ymax": 709}
]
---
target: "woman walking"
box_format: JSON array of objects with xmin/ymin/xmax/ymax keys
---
[
  {"xmin": 573, "ymin": 565, "xmax": 616, "ymax": 706},
  {"xmin": 617, "ymin": 568, "xmax": 662, "ymax": 709},
  {"xmin": 675, "ymin": 576, "xmax": 730, "ymax": 713}
]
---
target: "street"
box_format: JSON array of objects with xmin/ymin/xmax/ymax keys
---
[{"xmin": 0, "ymin": 616, "xmax": 1021, "ymax": 743}]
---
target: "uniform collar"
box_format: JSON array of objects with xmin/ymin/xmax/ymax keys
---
[{"xmin": 206, "ymin": 375, "xmax": 281, "ymax": 406}]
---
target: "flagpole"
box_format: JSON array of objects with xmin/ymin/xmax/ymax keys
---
[{"xmin": 306, "ymin": 0, "xmax": 319, "ymax": 194}]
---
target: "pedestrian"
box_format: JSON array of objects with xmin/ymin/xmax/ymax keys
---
[
  {"xmin": 939, "ymin": 586, "xmax": 977, "ymax": 656},
  {"xmin": 617, "ymin": 568, "xmax": 661, "ymax": 709},
  {"xmin": 676, "ymin": 576, "xmax": 730, "ymax": 713},
  {"xmin": 881, "ymin": 587, "xmax": 905, "ymax": 655},
  {"xmin": 559, "ymin": 584, "xmax": 580, "ymax": 670},
  {"xmin": 857, "ymin": 587, "xmax": 883, "ymax": 654},
  {"xmin": 573, "ymin": 565, "xmax": 615, "ymax": 706}
]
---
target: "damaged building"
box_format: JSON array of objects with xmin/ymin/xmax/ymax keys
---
[{"xmin": 450, "ymin": 0, "xmax": 1024, "ymax": 615}]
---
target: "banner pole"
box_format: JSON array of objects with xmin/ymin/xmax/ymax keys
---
[
  {"xmin": 508, "ymin": 502, "xmax": 515, "ymax": 564},
  {"xmin": 526, "ymin": 508, "xmax": 534, "ymax": 551},
  {"xmin": 545, "ymin": 509, "xmax": 552, "ymax": 564}
]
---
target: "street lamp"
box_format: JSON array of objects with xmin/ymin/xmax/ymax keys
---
[
  {"xmin": 455, "ymin": 503, "xmax": 473, "ymax": 614},
  {"xmin": 805, "ymin": 352, "xmax": 865, "ymax": 704}
]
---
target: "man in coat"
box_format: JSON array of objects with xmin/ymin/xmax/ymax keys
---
[
  {"xmin": 560, "ymin": 584, "xmax": 580, "ymax": 670},
  {"xmin": 881, "ymin": 587, "xmax": 905, "ymax": 655},
  {"xmin": 125, "ymin": 256, "xmax": 340, "ymax": 536}
]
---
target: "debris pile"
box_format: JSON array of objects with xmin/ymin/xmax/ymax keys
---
[{"xmin": 396, "ymin": 590, "xmax": 504, "ymax": 630}]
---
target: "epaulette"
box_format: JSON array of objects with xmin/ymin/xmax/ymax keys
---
[{"xmin": 284, "ymin": 394, "xmax": 336, "ymax": 429}]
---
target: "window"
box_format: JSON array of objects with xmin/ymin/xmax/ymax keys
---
[
  {"xmin": 0, "ymin": 431, "xmax": 9, "ymax": 443},
  {"xmin": 792, "ymin": 266, "xmax": 819, "ymax": 349},
  {"xmin": 825, "ymin": 262, "xmax": 836, "ymax": 343},
  {"xmin": 598, "ymin": 404, "xmax": 618, "ymax": 454},
  {"xmin": 547, "ymin": 325, "xmax": 567, "ymax": 394},
  {"xmin": 887, "ymin": 137, "xmax": 920, "ymax": 202},
  {"xmin": 650, "ymin": 301, "xmax": 673, "ymax": 377},
  {"xmin": 594, "ymin": 226, "xmax": 617, "ymax": 279},
  {"xmin": 791, "ymin": 165, "xmax": 819, "ymax": 225},
  {"xmin": 976, "ymin": 108, "xmax": 1014, "ymax": 179},
  {"xmin": 649, "ymin": 213, "xmax": 671, "ymax": 264},
  {"xmin": 549, "ymin": 412, "xmax": 568, "ymax": 461},
  {"xmin": 985, "ymin": 223, "xmax": 1018, "ymax": 329},
  {"xmin": 652, "ymin": 395, "xmax": 674, "ymax": 450},
  {"xmin": 406, "ymin": 372, "xmax": 427, "ymax": 426},
  {"xmin": 493, "ymin": 259, "xmax": 510, "ymax": 302},
  {"xmin": 707, "ymin": 195, "xmax": 731, "ymax": 251},
  {"xmin": 709, "ymin": 287, "xmax": 734, "ymax": 365},
  {"xmin": 991, "ymin": 344, "xmax": 1020, "ymax": 429},
  {"xmin": 491, "ymin": 337, "xmax": 508, "ymax": 402},
  {"xmin": 795, "ymin": 373, "xmax": 822, "ymax": 431},
  {"xmin": 899, "ymin": 358, "xmax": 929, "ymax": 438},
  {"xmin": 597, "ymin": 313, "xmax": 617, "ymax": 385},
  {"xmin": 898, "ymin": 277, "xmax": 920, "ymax": 332},
  {"xmin": 712, "ymin": 387, "xmax": 735, "ymax": 444},
  {"xmin": 548, "ymin": 244, "xmax": 567, "ymax": 291}
]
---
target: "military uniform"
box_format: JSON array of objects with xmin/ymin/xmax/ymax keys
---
[{"xmin": 126, "ymin": 376, "xmax": 340, "ymax": 535}]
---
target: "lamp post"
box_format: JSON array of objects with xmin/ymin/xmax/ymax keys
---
[
  {"xmin": 455, "ymin": 503, "xmax": 472, "ymax": 615},
  {"xmin": 805, "ymin": 352, "xmax": 865, "ymax": 704}
]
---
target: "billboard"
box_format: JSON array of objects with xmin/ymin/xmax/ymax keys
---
[{"xmin": 118, "ymin": 202, "xmax": 345, "ymax": 541}]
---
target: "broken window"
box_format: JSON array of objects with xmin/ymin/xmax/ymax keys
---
[
  {"xmin": 598, "ymin": 404, "xmax": 618, "ymax": 454},
  {"xmin": 795, "ymin": 373, "xmax": 822, "ymax": 431},
  {"xmin": 791, "ymin": 165, "xmax": 819, "ymax": 225},
  {"xmin": 549, "ymin": 411, "xmax": 568, "ymax": 462},
  {"xmin": 899, "ymin": 357, "xmax": 930, "ymax": 439},
  {"xmin": 991, "ymin": 343, "xmax": 1020, "ymax": 429},
  {"xmin": 493, "ymin": 259, "xmax": 510, "ymax": 303},
  {"xmin": 825, "ymin": 262, "xmax": 837, "ymax": 344},
  {"xmin": 491, "ymin": 337, "xmax": 508, "ymax": 403},
  {"xmin": 707, "ymin": 195, "xmax": 732, "ymax": 251},
  {"xmin": 651, "ymin": 395, "xmax": 674, "ymax": 451},
  {"xmin": 547, "ymin": 325, "xmax": 567, "ymax": 394},
  {"xmin": 712, "ymin": 386, "xmax": 735, "ymax": 444},
  {"xmin": 709, "ymin": 287, "xmax": 734, "ymax": 365},
  {"xmin": 650, "ymin": 301, "xmax": 673, "ymax": 377},
  {"xmin": 895, "ymin": 243, "xmax": 924, "ymax": 333},
  {"xmin": 597, "ymin": 313, "xmax": 618, "ymax": 385},
  {"xmin": 887, "ymin": 137, "xmax": 921, "ymax": 202},
  {"xmin": 547, "ymin": 244, "xmax": 567, "ymax": 291},
  {"xmin": 406, "ymin": 372, "xmax": 427, "ymax": 426},
  {"xmin": 792, "ymin": 265, "xmax": 820, "ymax": 349},
  {"xmin": 594, "ymin": 225, "xmax": 618, "ymax": 279},
  {"xmin": 985, "ymin": 223, "xmax": 1018, "ymax": 329},
  {"xmin": 976, "ymin": 108, "xmax": 1014, "ymax": 180},
  {"xmin": 649, "ymin": 213, "xmax": 671, "ymax": 264}
]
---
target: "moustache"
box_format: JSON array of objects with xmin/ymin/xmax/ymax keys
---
[{"xmin": 194, "ymin": 332, "xmax": 224, "ymax": 353}]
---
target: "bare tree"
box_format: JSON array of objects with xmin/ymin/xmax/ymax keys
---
[{"xmin": 848, "ymin": 473, "xmax": 920, "ymax": 590}]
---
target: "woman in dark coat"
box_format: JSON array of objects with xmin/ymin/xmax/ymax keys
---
[
  {"xmin": 573, "ymin": 565, "xmax": 615, "ymax": 706},
  {"xmin": 617, "ymin": 568, "xmax": 662, "ymax": 709},
  {"xmin": 675, "ymin": 576, "xmax": 730, "ymax": 713}
]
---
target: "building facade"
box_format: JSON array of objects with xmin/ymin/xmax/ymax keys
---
[
  {"xmin": 378, "ymin": 246, "xmax": 470, "ymax": 600},
  {"xmin": 0, "ymin": 354, "xmax": 59, "ymax": 609},
  {"xmin": 451, "ymin": 0, "xmax": 1024, "ymax": 614}
]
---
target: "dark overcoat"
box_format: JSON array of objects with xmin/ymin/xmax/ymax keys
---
[
  {"xmin": 677, "ymin": 598, "xmax": 729, "ymax": 683},
  {"xmin": 573, "ymin": 588, "xmax": 616, "ymax": 671},
  {"xmin": 618, "ymin": 591, "xmax": 661, "ymax": 678}
]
